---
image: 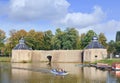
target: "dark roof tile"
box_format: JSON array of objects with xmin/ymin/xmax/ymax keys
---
[
  {"xmin": 85, "ymin": 36, "xmax": 105, "ymax": 49},
  {"xmin": 13, "ymin": 38, "xmax": 31, "ymax": 50}
]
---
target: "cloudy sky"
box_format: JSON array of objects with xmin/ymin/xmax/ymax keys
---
[{"xmin": 0, "ymin": 0, "xmax": 120, "ymax": 41}]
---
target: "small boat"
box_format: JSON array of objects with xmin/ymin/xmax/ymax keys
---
[
  {"xmin": 112, "ymin": 63, "xmax": 120, "ymax": 71},
  {"xmin": 50, "ymin": 69, "xmax": 68, "ymax": 76}
]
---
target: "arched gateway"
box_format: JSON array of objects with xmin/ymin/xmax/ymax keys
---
[{"xmin": 11, "ymin": 36, "xmax": 107, "ymax": 63}]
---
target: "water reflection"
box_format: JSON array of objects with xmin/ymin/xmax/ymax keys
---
[
  {"xmin": 0, "ymin": 63, "xmax": 11, "ymax": 83},
  {"xmin": 0, "ymin": 62, "xmax": 120, "ymax": 83}
]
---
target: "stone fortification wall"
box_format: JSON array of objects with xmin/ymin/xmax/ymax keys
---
[
  {"xmin": 32, "ymin": 50, "xmax": 82, "ymax": 62},
  {"xmin": 12, "ymin": 50, "xmax": 83, "ymax": 63},
  {"xmin": 11, "ymin": 49, "xmax": 107, "ymax": 63},
  {"xmin": 11, "ymin": 50, "xmax": 32, "ymax": 62},
  {"xmin": 84, "ymin": 49, "xmax": 107, "ymax": 62}
]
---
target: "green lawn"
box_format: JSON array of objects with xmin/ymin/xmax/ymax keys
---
[
  {"xmin": 97, "ymin": 58, "xmax": 120, "ymax": 65},
  {"xmin": 0, "ymin": 57, "xmax": 11, "ymax": 62}
]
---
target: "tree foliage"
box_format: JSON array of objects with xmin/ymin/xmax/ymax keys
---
[
  {"xmin": 25, "ymin": 29, "xmax": 44, "ymax": 50},
  {"xmin": 63, "ymin": 28, "xmax": 79, "ymax": 49},
  {"xmin": 9, "ymin": 29, "xmax": 27, "ymax": 49},
  {"xmin": 98, "ymin": 33, "xmax": 107, "ymax": 48},
  {"xmin": 0, "ymin": 29, "xmax": 6, "ymax": 47},
  {"xmin": 53, "ymin": 28, "xmax": 79, "ymax": 50},
  {"xmin": 6, "ymin": 29, "xmax": 109, "ymax": 51},
  {"xmin": 81, "ymin": 30, "xmax": 96, "ymax": 49},
  {"xmin": 4, "ymin": 28, "xmax": 120, "ymax": 57},
  {"xmin": 0, "ymin": 29, "xmax": 6, "ymax": 55},
  {"xmin": 107, "ymin": 40, "xmax": 116, "ymax": 55},
  {"xmin": 53, "ymin": 28, "xmax": 64, "ymax": 49},
  {"xmin": 43, "ymin": 30, "xmax": 53, "ymax": 50}
]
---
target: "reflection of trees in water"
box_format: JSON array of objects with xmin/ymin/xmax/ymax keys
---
[{"xmin": 0, "ymin": 63, "xmax": 11, "ymax": 83}]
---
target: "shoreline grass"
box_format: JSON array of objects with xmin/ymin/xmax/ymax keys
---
[
  {"xmin": 96, "ymin": 58, "xmax": 120, "ymax": 65},
  {"xmin": 0, "ymin": 57, "xmax": 11, "ymax": 62}
]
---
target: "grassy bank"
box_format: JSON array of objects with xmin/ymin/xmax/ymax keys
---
[
  {"xmin": 97, "ymin": 58, "xmax": 120, "ymax": 65},
  {"xmin": 0, "ymin": 57, "xmax": 11, "ymax": 62}
]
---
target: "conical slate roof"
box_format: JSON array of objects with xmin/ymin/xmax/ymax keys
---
[
  {"xmin": 85, "ymin": 36, "xmax": 104, "ymax": 49},
  {"xmin": 13, "ymin": 38, "xmax": 31, "ymax": 50}
]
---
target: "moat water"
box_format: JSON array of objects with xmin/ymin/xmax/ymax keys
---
[{"xmin": 0, "ymin": 62, "xmax": 120, "ymax": 83}]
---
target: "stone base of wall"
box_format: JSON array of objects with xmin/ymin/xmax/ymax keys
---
[{"xmin": 11, "ymin": 49, "xmax": 107, "ymax": 63}]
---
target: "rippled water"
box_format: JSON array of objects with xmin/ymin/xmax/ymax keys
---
[{"xmin": 0, "ymin": 62, "xmax": 120, "ymax": 83}]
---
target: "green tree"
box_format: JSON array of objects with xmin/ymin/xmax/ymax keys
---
[
  {"xmin": 81, "ymin": 30, "xmax": 96, "ymax": 49},
  {"xmin": 53, "ymin": 28, "xmax": 63, "ymax": 49},
  {"xmin": 43, "ymin": 30, "xmax": 53, "ymax": 50},
  {"xmin": 0, "ymin": 29, "xmax": 6, "ymax": 55},
  {"xmin": 98, "ymin": 33, "xmax": 107, "ymax": 48},
  {"xmin": 3, "ymin": 43, "xmax": 11, "ymax": 56},
  {"xmin": 53, "ymin": 28, "xmax": 79, "ymax": 50},
  {"xmin": 62, "ymin": 28, "xmax": 79, "ymax": 49},
  {"xmin": 80, "ymin": 33, "xmax": 86, "ymax": 49},
  {"xmin": 25, "ymin": 29, "xmax": 44, "ymax": 50},
  {"xmin": 76, "ymin": 36, "xmax": 82, "ymax": 49},
  {"xmin": 35, "ymin": 31, "xmax": 44, "ymax": 50},
  {"xmin": 9, "ymin": 29, "xmax": 27, "ymax": 49},
  {"xmin": 25, "ymin": 29, "xmax": 36, "ymax": 49},
  {"xmin": 107, "ymin": 40, "xmax": 116, "ymax": 56}
]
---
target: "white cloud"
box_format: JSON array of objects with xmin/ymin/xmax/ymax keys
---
[
  {"xmin": 56, "ymin": 6, "xmax": 105, "ymax": 28},
  {"xmin": 0, "ymin": 0, "xmax": 120, "ymax": 42},
  {"xmin": 78, "ymin": 20, "xmax": 120, "ymax": 41},
  {"xmin": 1, "ymin": 0, "xmax": 105, "ymax": 27},
  {"xmin": 94, "ymin": 20, "xmax": 120, "ymax": 33},
  {"xmin": 8, "ymin": 0, "xmax": 70, "ymax": 21}
]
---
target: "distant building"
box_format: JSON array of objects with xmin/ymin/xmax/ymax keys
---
[{"xmin": 116, "ymin": 31, "xmax": 120, "ymax": 42}]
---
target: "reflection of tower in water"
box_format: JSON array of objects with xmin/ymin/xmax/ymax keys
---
[
  {"xmin": 83, "ymin": 67, "xmax": 107, "ymax": 82},
  {"xmin": 81, "ymin": 67, "xmax": 84, "ymax": 83},
  {"xmin": 11, "ymin": 63, "xmax": 32, "ymax": 81}
]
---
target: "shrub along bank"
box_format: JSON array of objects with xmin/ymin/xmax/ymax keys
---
[{"xmin": 0, "ymin": 57, "xmax": 11, "ymax": 62}]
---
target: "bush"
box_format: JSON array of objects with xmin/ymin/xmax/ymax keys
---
[{"xmin": 0, "ymin": 57, "xmax": 11, "ymax": 62}]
